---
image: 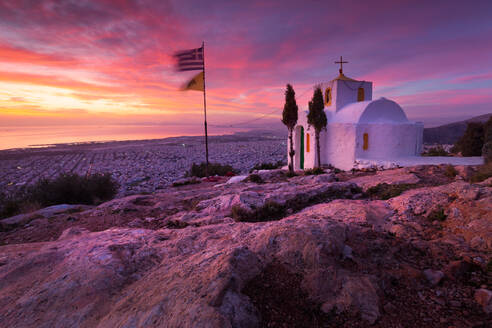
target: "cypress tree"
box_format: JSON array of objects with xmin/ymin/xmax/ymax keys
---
[
  {"xmin": 282, "ymin": 84, "xmax": 298, "ymax": 173},
  {"xmin": 307, "ymin": 86, "xmax": 327, "ymax": 168}
]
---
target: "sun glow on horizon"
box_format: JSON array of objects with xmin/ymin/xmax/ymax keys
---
[{"xmin": 0, "ymin": 0, "xmax": 491, "ymax": 149}]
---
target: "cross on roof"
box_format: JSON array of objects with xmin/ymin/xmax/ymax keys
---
[{"xmin": 335, "ymin": 56, "xmax": 348, "ymax": 74}]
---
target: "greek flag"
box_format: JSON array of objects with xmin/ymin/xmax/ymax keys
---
[{"xmin": 174, "ymin": 46, "xmax": 204, "ymax": 71}]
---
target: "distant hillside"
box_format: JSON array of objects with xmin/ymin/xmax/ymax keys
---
[{"xmin": 423, "ymin": 113, "xmax": 492, "ymax": 144}]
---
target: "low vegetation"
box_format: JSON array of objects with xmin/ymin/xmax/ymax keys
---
[
  {"xmin": 422, "ymin": 145, "xmax": 449, "ymax": 157},
  {"xmin": 444, "ymin": 165, "xmax": 458, "ymax": 178},
  {"xmin": 366, "ymin": 183, "xmax": 418, "ymax": 200},
  {"xmin": 232, "ymin": 185, "xmax": 362, "ymax": 222},
  {"xmin": 326, "ymin": 164, "xmax": 342, "ymax": 174},
  {"xmin": 452, "ymin": 117, "xmax": 492, "ymax": 156},
  {"xmin": 303, "ymin": 167, "xmax": 325, "ymax": 175},
  {"xmin": 186, "ymin": 162, "xmax": 238, "ymax": 178},
  {"xmin": 483, "ymin": 141, "xmax": 492, "ymax": 163},
  {"xmin": 165, "ymin": 220, "xmax": 190, "ymax": 229},
  {"xmin": 249, "ymin": 161, "xmax": 284, "ymax": 173},
  {"xmin": 0, "ymin": 173, "xmax": 119, "ymax": 219},
  {"xmin": 231, "ymin": 201, "xmax": 286, "ymax": 222},
  {"xmin": 482, "ymin": 117, "xmax": 492, "ymax": 162},
  {"xmin": 285, "ymin": 171, "xmax": 297, "ymax": 178},
  {"xmin": 172, "ymin": 177, "xmax": 201, "ymax": 187},
  {"xmin": 428, "ymin": 208, "xmax": 447, "ymax": 222},
  {"xmin": 247, "ymin": 174, "xmax": 264, "ymax": 184},
  {"xmin": 470, "ymin": 162, "xmax": 492, "ymax": 183}
]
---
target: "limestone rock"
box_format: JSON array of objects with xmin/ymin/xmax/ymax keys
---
[
  {"xmin": 350, "ymin": 168, "xmax": 420, "ymax": 192},
  {"xmin": 474, "ymin": 289, "xmax": 492, "ymax": 314},
  {"xmin": 423, "ymin": 269, "xmax": 444, "ymax": 286},
  {"xmin": 0, "ymin": 204, "xmax": 91, "ymax": 230},
  {"xmin": 226, "ymin": 175, "xmax": 248, "ymax": 184},
  {"xmin": 255, "ymin": 169, "xmax": 285, "ymax": 180},
  {"xmin": 331, "ymin": 276, "xmax": 380, "ymax": 324},
  {"xmin": 1, "ymin": 165, "xmax": 491, "ymax": 327}
]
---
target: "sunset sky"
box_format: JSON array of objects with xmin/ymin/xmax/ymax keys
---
[{"xmin": 1, "ymin": 0, "xmax": 492, "ymax": 146}]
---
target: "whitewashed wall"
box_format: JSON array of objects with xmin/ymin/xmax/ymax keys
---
[
  {"xmin": 354, "ymin": 123, "xmax": 422, "ymax": 159},
  {"xmin": 415, "ymin": 122, "xmax": 424, "ymax": 155},
  {"xmin": 334, "ymin": 80, "xmax": 372, "ymax": 111},
  {"xmin": 321, "ymin": 79, "xmax": 372, "ymax": 113},
  {"xmin": 304, "ymin": 125, "xmax": 316, "ymax": 169},
  {"xmin": 322, "ymin": 123, "xmax": 357, "ymax": 170}
]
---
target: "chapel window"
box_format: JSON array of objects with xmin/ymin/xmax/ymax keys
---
[
  {"xmin": 363, "ymin": 133, "xmax": 369, "ymax": 150},
  {"xmin": 325, "ymin": 88, "xmax": 331, "ymax": 106},
  {"xmin": 357, "ymin": 87, "xmax": 365, "ymax": 102},
  {"xmin": 306, "ymin": 133, "xmax": 310, "ymax": 152}
]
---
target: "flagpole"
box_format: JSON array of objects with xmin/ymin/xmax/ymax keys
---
[{"xmin": 202, "ymin": 41, "xmax": 210, "ymax": 177}]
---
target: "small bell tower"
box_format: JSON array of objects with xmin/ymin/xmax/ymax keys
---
[{"xmin": 321, "ymin": 56, "xmax": 373, "ymax": 112}]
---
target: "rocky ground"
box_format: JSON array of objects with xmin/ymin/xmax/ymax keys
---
[{"xmin": 0, "ymin": 165, "xmax": 491, "ymax": 327}]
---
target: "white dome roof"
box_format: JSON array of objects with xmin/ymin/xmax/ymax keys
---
[{"xmin": 330, "ymin": 97, "xmax": 408, "ymax": 124}]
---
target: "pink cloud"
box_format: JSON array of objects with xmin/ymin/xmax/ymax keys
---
[{"xmin": 0, "ymin": 0, "xmax": 490, "ymax": 136}]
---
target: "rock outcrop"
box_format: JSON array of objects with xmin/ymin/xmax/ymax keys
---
[{"xmin": 0, "ymin": 167, "xmax": 491, "ymax": 327}]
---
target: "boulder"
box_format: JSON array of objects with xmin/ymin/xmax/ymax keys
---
[
  {"xmin": 0, "ymin": 208, "xmax": 385, "ymax": 327},
  {"xmin": 226, "ymin": 175, "xmax": 248, "ymax": 184},
  {"xmin": 256, "ymin": 169, "xmax": 285, "ymax": 180},
  {"xmin": 423, "ymin": 269, "xmax": 444, "ymax": 286},
  {"xmin": 297, "ymin": 199, "xmax": 394, "ymax": 231},
  {"xmin": 388, "ymin": 186, "xmax": 450, "ymax": 217},
  {"xmin": 327, "ymin": 276, "xmax": 380, "ymax": 324},
  {"xmin": 443, "ymin": 260, "xmax": 474, "ymax": 280},
  {"xmin": 474, "ymin": 289, "xmax": 492, "ymax": 314},
  {"xmin": 1, "ymin": 166, "xmax": 491, "ymax": 327}
]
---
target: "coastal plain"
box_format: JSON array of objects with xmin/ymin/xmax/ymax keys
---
[{"xmin": 0, "ymin": 132, "xmax": 285, "ymax": 197}]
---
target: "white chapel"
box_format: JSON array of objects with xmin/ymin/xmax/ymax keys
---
[{"xmin": 289, "ymin": 58, "xmax": 424, "ymax": 171}]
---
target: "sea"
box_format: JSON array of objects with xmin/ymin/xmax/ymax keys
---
[{"xmin": 0, "ymin": 125, "xmax": 243, "ymax": 150}]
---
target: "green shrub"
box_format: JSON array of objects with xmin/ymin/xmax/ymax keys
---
[
  {"xmin": 428, "ymin": 208, "xmax": 447, "ymax": 221},
  {"xmin": 454, "ymin": 122, "xmax": 484, "ymax": 156},
  {"xmin": 422, "ymin": 145, "xmax": 449, "ymax": 157},
  {"xmin": 231, "ymin": 201, "xmax": 286, "ymax": 222},
  {"xmin": 165, "ymin": 220, "xmax": 190, "ymax": 229},
  {"xmin": 0, "ymin": 173, "xmax": 119, "ymax": 219},
  {"xmin": 26, "ymin": 173, "xmax": 118, "ymax": 205},
  {"xmin": 366, "ymin": 183, "xmax": 417, "ymax": 200},
  {"xmin": 186, "ymin": 162, "xmax": 238, "ymax": 178},
  {"xmin": 231, "ymin": 184, "xmax": 361, "ymax": 223},
  {"xmin": 470, "ymin": 162, "xmax": 492, "ymax": 183},
  {"xmin": 326, "ymin": 164, "xmax": 342, "ymax": 174},
  {"xmin": 444, "ymin": 165, "xmax": 458, "ymax": 178},
  {"xmin": 0, "ymin": 192, "xmax": 21, "ymax": 219},
  {"xmin": 304, "ymin": 167, "xmax": 325, "ymax": 175},
  {"xmin": 250, "ymin": 161, "xmax": 284, "ymax": 173},
  {"xmin": 449, "ymin": 144, "xmax": 459, "ymax": 154},
  {"xmin": 248, "ymin": 174, "xmax": 264, "ymax": 184},
  {"xmin": 285, "ymin": 171, "xmax": 297, "ymax": 178}
]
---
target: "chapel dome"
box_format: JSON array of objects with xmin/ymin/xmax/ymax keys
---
[{"xmin": 330, "ymin": 97, "xmax": 408, "ymax": 124}]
